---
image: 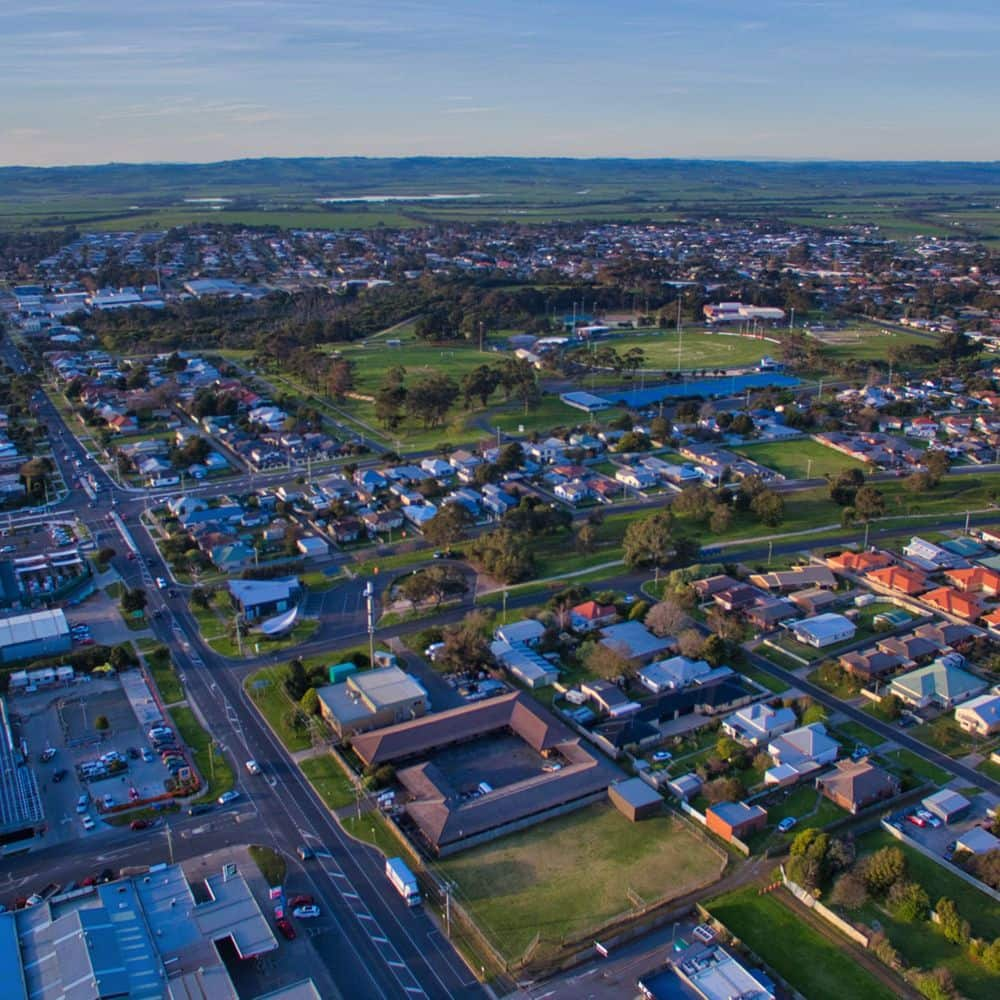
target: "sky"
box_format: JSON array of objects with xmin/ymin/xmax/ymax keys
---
[{"xmin": 2, "ymin": 0, "xmax": 998, "ymax": 166}]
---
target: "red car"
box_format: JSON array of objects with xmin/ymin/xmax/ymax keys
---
[
  {"xmin": 275, "ymin": 916, "xmax": 296, "ymax": 940},
  {"xmin": 907, "ymin": 813, "xmax": 928, "ymax": 828},
  {"xmin": 288, "ymin": 894, "xmax": 314, "ymax": 909},
  {"xmin": 130, "ymin": 819, "xmax": 151, "ymax": 831}
]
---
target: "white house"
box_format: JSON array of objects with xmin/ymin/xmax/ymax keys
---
[
  {"xmin": 955, "ymin": 694, "xmax": 1000, "ymax": 736},
  {"xmin": 615, "ymin": 466, "xmax": 657, "ymax": 490},
  {"xmin": 723, "ymin": 703, "xmax": 797, "ymax": 746},
  {"xmin": 791, "ymin": 613, "xmax": 855, "ymax": 648}
]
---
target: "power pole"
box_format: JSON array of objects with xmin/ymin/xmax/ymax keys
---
[{"xmin": 365, "ymin": 580, "xmax": 376, "ymax": 665}]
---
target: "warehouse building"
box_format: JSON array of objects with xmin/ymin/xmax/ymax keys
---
[
  {"xmin": 0, "ymin": 696, "xmax": 44, "ymax": 852},
  {"xmin": 0, "ymin": 609, "xmax": 71, "ymax": 665},
  {"xmin": 921, "ymin": 788, "xmax": 972, "ymax": 825}
]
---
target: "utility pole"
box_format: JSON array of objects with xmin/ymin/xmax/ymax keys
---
[
  {"xmin": 964, "ymin": 510, "xmax": 971, "ymax": 535},
  {"xmin": 502, "ymin": 589, "xmax": 509, "ymax": 624},
  {"xmin": 863, "ymin": 520, "xmax": 871, "ymax": 548},
  {"xmin": 807, "ymin": 458, "xmax": 813, "ymax": 479},
  {"xmin": 365, "ymin": 580, "xmax": 376, "ymax": 665},
  {"xmin": 235, "ymin": 614, "xmax": 243, "ymax": 657},
  {"xmin": 767, "ymin": 540, "xmax": 773, "ymax": 566},
  {"xmin": 479, "ymin": 321, "xmax": 485, "ymax": 353}
]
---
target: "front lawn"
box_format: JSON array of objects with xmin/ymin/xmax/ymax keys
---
[
  {"xmin": 439, "ymin": 803, "xmax": 727, "ymax": 964},
  {"xmin": 740, "ymin": 663, "xmax": 791, "ymax": 693},
  {"xmin": 914, "ymin": 714, "xmax": 999, "ymax": 759},
  {"xmin": 707, "ymin": 886, "xmax": 897, "ymax": 1000},
  {"xmin": 878, "ymin": 748, "xmax": 952, "ymax": 786}
]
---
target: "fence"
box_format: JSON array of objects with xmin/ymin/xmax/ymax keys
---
[
  {"xmin": 782, "ymin": 875, "xmax": 871, "ymax": 947},
  {"xmin": 881, "ymin": 818, "xmax": 1000, "ymax": 903}
]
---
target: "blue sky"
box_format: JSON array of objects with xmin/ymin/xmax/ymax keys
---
[{"xmin": 3, "ymin": 0, "xmax": 998, "ymax": 165}]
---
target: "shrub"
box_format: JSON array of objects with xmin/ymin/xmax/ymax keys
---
[
  {"xmin": 887, "ymin": 880, "xmax": 930, "ymax": 923},
  {"xmin": 860, "ymin": 845, "xmax": 907, "ymax": 895}
]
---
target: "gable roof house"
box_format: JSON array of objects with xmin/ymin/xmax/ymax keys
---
[
  {"xmin": 791, "ymin": 613, "xmax": 856, "ymax": 648},
  {"xmin": 722, "ymin": 703, "xmax": 797, "ymax": 746},
  {"xmin": 569, "ymin": 601, "xmax": 618, "ymax": 633},
  {"xmin": 920, "ymin": 586, "xmax": 983, "ymax": 621},
  {"xmin": 865, "ymin": 565, "xmax": 928, "ymax": 596},
  {"xmin": 943, "ymin": 566, "xmax": 1000, "ymax": 596},
  {"xmin": 875, "ymin": 632, "xmax": 941, "ymax": 667},
  {"xmin": 827, "ymin": 549, "xmax": 894, "ymax": 574},
  {"xmin": 749, "ymin": 566, "xmax": 837, "ymax": 592},
  {"xmin": 839, "ymin": 648, "xmax": 903, "ymax": 681},
  {"xmin": 889, "ymin": 659, "xmax": 988, "ymax": 709},
  {"xmin": 816, "ymin": 759, "xmax": 899, "ymax": 814},
  {"xmin": 954, "ymin": 694, "xmax": 1000, "ymax": 736}
]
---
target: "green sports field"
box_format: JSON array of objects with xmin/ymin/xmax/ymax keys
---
[
  {"xmin": 733, "ymin": 438, "xmax": 867, "ymax": 479},
  {"xmin": 609, "ymin": 330, "xmax": 779, "ymax": 371}
]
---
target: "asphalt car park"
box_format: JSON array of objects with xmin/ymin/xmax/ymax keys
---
[
  {"xmin": 9, "ymin": 675, "xmax": 181, "ymax": 843},
  {"xmin": 887, "ymin": 793, "xmax": 997, "ymax": 859}
]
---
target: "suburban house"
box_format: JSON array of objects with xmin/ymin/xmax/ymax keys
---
[
  {"xmin": 920, "ymin": 587, "xmax": 983, "ymax": 621},
  {"xmin": 875, "ymin": 632, "xmax": 941, "ymax": 667},
  {"xmin": 746, "ymin": 598, "xmax": 798, "ymax": 631},
  {"xmin": 638, "ymin": 655, "xmax": 715, "ymax": 694},
  {"xmin": 888, "ymin": 659, "xmax": 988, "ymax": 710},
  {"xmin": 816, "ymin": 760, "xmax": 899, "ymax": 814},
  {"xmin": 490, "ymin": 640, "xmax": 559, "ymax": 689},
  {"xmin": 615, "ymin": 466, "xmax": 657, "ymax": 490},
  {"xmin": 598, "ymin": 621, "xmax": 675, "ymax": 666},
  {"xmin": 865, "ymin": 565, "xmax": 928, "ymax": 596},
  {"xmin": 912, "ymin": 621, "xmax": 978, "ymax": 649},
  {"xmin": 722, "ymin": 703, "xmax": 797, "ymax": 746},
  {"xmin": 693, "ymin": 575, "xmax": 741, "ymax": 600},
  {"xmin": 954, "ymin": 694, "xmax": 1000, "ymax": 736},
  {"xmin": 570, "ymin": 601, "xmax": 618, "ymax": 633},
  {"xmin": 839, "ymin": 649, "xmax": 903, "ymax": 681},
  {"xmin": 749, "ymin": 566, "xmax": 837, "ymax": 592},
  {"xmin": 767, "ymin": 723, "xmax": 839, "ymax": 769},
  {"xmin": 787, "ymin": 588, "xmax": 839, "ymax": 616},
  {"xmin": 228, "ymin": 577, "xmax": 301, "ymax": 622},
  {"xmin": 791, "ymin": 613, "xmax": 856, "ymax": 648},
  {"xmin": 494, "ymin": 619, "xmax": 546, "ymax": 647},
  {"xmin": 943, "ymin": 566, "xmax": 1000, "ymax": 595},
  {"xmin": 903, "ymin": 536, "xmax": 968, "ymax": 571},
  {"xmin": 705, "ymin": 801, "xmax": 767, "ymax": 843},
  {"xmin": 316, "ymin": 666, "xmax": 429, "ymax": 739},
  {"xmin": 580, "ymin": 679, "xmax": 642, "ymax": 718},
  {"xmin": 827, "ymin": 549, "xmax": 894, "ymax": 574}
]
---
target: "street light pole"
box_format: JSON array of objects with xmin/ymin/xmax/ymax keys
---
[{"xmin": 365, "ymin": 580, "xmax": 375, "ymax": 665}]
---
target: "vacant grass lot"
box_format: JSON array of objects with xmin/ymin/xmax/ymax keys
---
[
  {"xmin": 169, "ymin": 705, "xmax": 235, "ymax": 802},
  {"xmin": 300, "ymin": 753, "xmax": 358, "ymax": 811},
  {"xmin": 244, "ymin": 664, "xmax": 313, "ymax": 752},
  {"xmin": 852, "ymin": 830, "xmax": 1000, "ymax": 999},
  {"xmin": 438, "ymin": 803, "xmax": 726, "ymax": 963},
  {"xmin": 733, "ymin": 438, "xmax": 866, "ymax": 480},
  {"xmin": 707, "ymin": 886, "xmax": 897, "ymax": 1000}
]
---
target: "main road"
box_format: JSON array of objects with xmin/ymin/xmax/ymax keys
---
[{"xmin": 2, "ymin": 338, "xmax": 486, "ymax": 1000}]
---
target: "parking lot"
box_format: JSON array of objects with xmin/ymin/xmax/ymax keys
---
[
  {"xmin": 9, "ymin": 674, "xmax": 180, "ymax": 843},
  {"xmin": 887, "ymin": 789, "xmax": 998, "ymax": 859},
  {"xmin": 64, "ymin": 587, "xmax": 141, "ymax": 647}
]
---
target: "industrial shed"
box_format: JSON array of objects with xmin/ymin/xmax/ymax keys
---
[
  {"xmin": 608, "ymin": 778, "xmax": 663, "ymax": 821},
  {"xmin": 0, "ymin": 608, "xmax": 71, "ymax": 665}
]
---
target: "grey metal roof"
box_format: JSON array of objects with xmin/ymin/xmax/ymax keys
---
[{"xmin": 0, "ymin": 697, "xmax": 43, "ymax": 837}]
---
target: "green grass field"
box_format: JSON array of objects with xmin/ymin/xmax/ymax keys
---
[
  {"xmin": 142, "ymin": 644, "xmax": 184, "ymax": 705},
  {"xmin": 300, "ymin": 753, "xmax": 358, "ymax": 811},
  {"xmin": 244, "ymin": 664, "xmax": 313, "ymax": 752},
  {"xmin": 878, "ymin": 748, "xmax": 952, "ymax": 785},
  {"xmin": 734, "ymin": 438, "xmax": 867, "ymax": 479},
  {"xmin": 707, "ymin": 886, "xmax": 898, "ymax": 1000},
  {"xmin": 604, "ymin": 330, "xmax": 778, "ymax": 371},
  {"xmin": 438, "ymin": 803, "xmax": 726, "ymax": 963},
  {"xmin": 914, "ymin": 714, "xmax": 1000, "ymax": 758},
  {"xmin": 807, "ymin": 323, "xmax": 936, "ymax": 363}
]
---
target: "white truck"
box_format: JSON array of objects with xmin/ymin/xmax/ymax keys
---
[{"xmin": 385, "ymin": 857, "xmax": 421, "ymax": 907}]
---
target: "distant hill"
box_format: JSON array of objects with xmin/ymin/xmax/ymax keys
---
[{"xmin": 2, "ymin": 156, "xmax": 998, "ymax": 200}]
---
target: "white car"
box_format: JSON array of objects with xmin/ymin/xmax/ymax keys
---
[
  {"xmin": 692, "ymin": 924, "xmax": 715, "ymax": 944},
  {"xmin": 293, "ymin": 905, "xmax": 320, "ymax": 919},
  {"xmin": 217, "ymin": 790, "xmax": 241, "ymax": 806},
  {"xmin": 245, "ymin": 760, "xmax": 261, "ymax": 776},
  {"xmin": 81, "ymin": 815, "xmax": 96, "ymax": 831},
  {"xmin": 155, "ymin": 577, "xmax": 167, "ymax": 589},
  {"xmin": 75, "ymin": 794, "xmax": 90, "ymax": 813},
  {"xmin": 652, "ymin": 750, "xmax": 673, "ymax": 763}
]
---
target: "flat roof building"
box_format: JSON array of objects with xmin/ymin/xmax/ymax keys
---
[
  {"xmin": 317, "ymin": 667, "xmax": 429, "ymax": 739},
  {"xmin": 608, "ymin": 777, "xmax": 663, "ymax": 821},
  {"xmin": 0, "ymin": 697, "xmax": 43, "ymax": 851}
]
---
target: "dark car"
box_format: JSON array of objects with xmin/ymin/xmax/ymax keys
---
[
  {"xmin": 288, "ymin": 894, "xmax": 315, "ymax": 909},
  {"xmin": 188, "ymin": 804, "xmax": 213, "ymax": 816},
  {"xmin": 52, "ymin": 769, "xmax": 68, "ymax": 783},
  {"xmin": 129, "ymin": 819, "xmax": 151, "ymax": 831},
  {"xmin": 275, "ymin": 916, "xmax": 296, "ymax": 941}
]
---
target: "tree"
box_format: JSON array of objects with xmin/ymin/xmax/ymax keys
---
[
  {"xmin": 703, "ymin": 777, "xmax": 744, "ymax": 804},
  {"xmin": 583, "ymin": 640, "xmax": 633, "ymax": 681},
  {"xmin": 461, "ymin": 365, "xmax": 501, "ymax": 408},
  {"xmin": 94, "ymin": 714, "xmax": 110, "ymax": 734},
  {"xmin": 299, "ymin": 687, "xmax": 321, "ymax": 717},
  {"xmin": 709, "ymin": 503, "xmax": 733, "ymax": 534},
  {"xmin": 905, "ymin": 471, "xmax": 934, "ymax": 493},
  {"xmin": 19, "ymin": 456, "xmax": 54, "ymax": 499},
  {"xmin": 913, "ymin": 967, "xmax": 958, "ymax": 1000},
  {"xmin": 934, "ymin": 898, "xmax": 970, "ymax": 945},
  {"xmin": 284, "ymin": 657, "xmax": 309, "ymax": 701},
  {"xmin": 700, "ymin": 633, "xmax": 731, "ymax": 666},
  {"xmin": 326, "ymin": 357, "xmax": 356, "ymax": 400},
  {"xmin": 622, "ymin": 511, "xmax": 675, "ymax": 569},
  {"xmin": 496, "ymin": 442, "xmax": 524, "ymax": 472},
  {"xmin": 673, "ymin": 484, "xmax": 718, "ymax": 523},
  {"xmin": 97, "ymin": 546, "xmax": 116, "ymax": 564},
  {"xmin": 398, "ymin": 570, "xmax": 435, "ymax": 607},
  {"xmin": 645, "ymin": 598, "xmax": 689, "ymax": 637},
  {"xmin": 406, "ymin": 373, "xmax": 458, "ymax": 427},
  {"xmin": 860, "ymin": 845, "xmax": 907, "ymax": 895},
  {"xmin": 436, "ymin": 612, "xmax": 495, "ymax": 674},
  {"xmin": 869, "ymin": 931, "xmax": 903, "ymax": 971},
  {"xmin": 854, "ymin": 485, "xmax": 885, "ymax": 521},
  {"xmin": 422, "ymin": 503, "xmax": 473, "ymax": 548},
  {"xmin": 924, "ymin": 448, "xmax": 950, "ymax": 484},
  {"xmin": 980, "ymin": 937, "xmax": 1000, "ymax": 974},
  {"xmin": 887, "ymin": 879, "xmax": 930, "ymax": 922},
  {"xmin": 108, "ymin": 644, "xmax": 135, "ymax": 670},
  {"xmin": 829, "ymin": 871, "xmax": 868, "ymax": 910},
  {"xmin": 677, "ymin": 628, "xmax": 705, "ymax": 658},
  {"xmin": 828, "ymin": 467, "xmax": 865, "ymax": 506},
  {"xmin": 650, "ymin": 416, "xmax": 670, "ymax": 442},
  {"xmin": 751, "ymin": 488, "xmax": 784, "ymax": 527},
  {"xmin": 575, "ymin": 521, "xmax": 597, "ymax": 554},
  {"xmin": 801, "ymin": 701, "xmax": 828, "ymax": 726},
  {"xmin": 373, "ymin": 366, "xmax": 407, "ymax": 430},
  {"xmin": 468, "ymin": 527, "xmax": 535, "ymax": 582},
  {"xmin": 715, "ymin": 735, "xmax": 742, "ymax": 761},
  {"xmin": 120, "ymin": 586, "xmax": 147, "ymax": 615}
]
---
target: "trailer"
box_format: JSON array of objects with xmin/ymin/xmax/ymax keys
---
[{"xmin": 385, "ymin": 857, "xmax": 421, "ymax": 907}]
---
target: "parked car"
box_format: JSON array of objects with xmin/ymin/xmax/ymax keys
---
[
  {"xmin": 217, "ymin": 790, "xmax": 240, "ymax": 806},
  {"xmin": 130, "ymin": 819, "xmax": 151, "ymax": 831},
  {"xmin": 275, "ymin": 916, "xmax": 296, "ymax": 940},
  {"xmin": 288, "ymin": 894, "xmax": 315, "ymax": 909},
  {"xmin": 652, "ymin": 750, "xmax": 673, "ymax": 763},
  {"xmin": 155, "ymin": 577, "xmax": 166, "ymax": 589},
  {"xmin": 141, "ymin": 748, "xmax": 154, "ymax": 762},
  {"xmin": 39, "ymin": 748, "xmax": 57, "ymax": 763},
  {"xmin": 293, "ymin": 905, "xmax": 320, "ymax": 919},
  {"xmin": 52, "ymin": 769, "xmax": 67, "ymax": 783},
  {"xmin": 692, "ymin": 924, "xmax": 715, "ymax": 944},
  {"xmin": 81, "ymin": 815, "xmax": 95, "ymax": 831},
  {"xmin": 907, "ymin": 813, "xmax": 928, "ymax": 828},
  {"xmin": 75, "ymin": 794, "xmax": 90, "ymax": 813},
  {"xmin": 777, "ymin": 816, "xmax": 797, "ymax": 833}
]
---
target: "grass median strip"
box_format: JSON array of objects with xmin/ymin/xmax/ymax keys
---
[
  {"xmin": 169, "ymin": 704, "xmax": 235, "ymax": 802},
  {"xmin": 300, "ymin": 753, "xmax": 358, "ymax": 811}
]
